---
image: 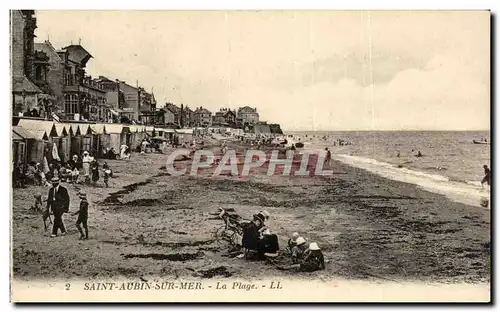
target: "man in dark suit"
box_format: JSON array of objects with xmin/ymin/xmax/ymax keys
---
[{"xmin": 46, "ymin": 177, "xmax": 70, "ymax": 237}]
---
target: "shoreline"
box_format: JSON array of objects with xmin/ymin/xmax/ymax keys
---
[{"xmin": 332, "ymin": 153, "xmax": 490, "ymax": 209}]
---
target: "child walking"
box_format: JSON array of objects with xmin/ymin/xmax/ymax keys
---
[{"xmin": 73, "ymin": 192, "xmax": 89, "ymax": 240}]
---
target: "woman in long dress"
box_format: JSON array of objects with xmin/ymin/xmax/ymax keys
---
[{"xmin": 82, "ymin": 151, "xmax": 92, "ymax": 183}]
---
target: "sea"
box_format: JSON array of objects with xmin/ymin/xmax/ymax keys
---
[{"xmin": 285, "ymin": 131, "xmax": 491, "ymax": 208}]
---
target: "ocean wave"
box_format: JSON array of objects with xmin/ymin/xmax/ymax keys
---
[{"xmin": 333, "ymin": 154, "xmax": 490, "ymax": 209}]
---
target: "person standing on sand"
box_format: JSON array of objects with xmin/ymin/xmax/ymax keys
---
[
  {"xmin": 481, "ymin": 165, "xmax": 491, "ymax": 188},
  {"xmin": 73, "ymin": 192, "xmax": 89, "ymax": 240},
  {"xmin": 82, "ymin": 151, "xmax": 92, "ymax": 184},
  {"xmin": 46, "ymin": 177, "xmax": 70, "ymax": 238},
  {"xmin": 325, "ymin": 148, "xmax": 332, "ymax": 168}
]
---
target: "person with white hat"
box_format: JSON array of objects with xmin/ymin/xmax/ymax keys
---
[
  {"xmin": 300, "ymin": 242, "xmax": 325, "ymax": 272},
  {"xmin": 291, "ymin": 236, "xmax": 308, "ymax": 264}
]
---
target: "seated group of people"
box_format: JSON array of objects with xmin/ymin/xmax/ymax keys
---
[{"xmin": 240, "ymin": 212, "xmax": 325, "ymax": 272}]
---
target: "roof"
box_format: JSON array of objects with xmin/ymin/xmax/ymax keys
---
[
  {"xmin": 165, "ymin": 103, "xmax": 181, "ymax": 114},
  {"xmin": 53, "ymin": 124, "xmax": 69, "ymax": 136},
  {"xmin": 106, "ymin": 124, "xmax": 130, "ymax": 134},
  {"xmin": 12, "ymin": 131, "xmax": 24, "ymax": 141},
  {"xmin": 129, "ymin": 125, "xmax": 146, "ymax": 133},
  {"xmin": 17, "ymin": 119, "xmax": 57, "ymax": 137},
  {"xmin": 90, "ymin": 124, "xmax": 107, "ymax": 135},
  {"xmin": 34, "ymin": 41, "xmax": 63, "ymax": 63},
  {"xmin": 79, "ymin": 123, "xmax": 92, "ymax": 135},
  {"xmin": 176, "ymin": 128, "xmax": 193, "ymax": 134},
  {"xmin": 238, "ymin": 106, "xmax": 258, "ymax": 113},
  {"xmin": 12, "ymin": 126, "xmax": 36, "ymax": 140},
  {"xmin": 194, "ymin": 108, "xmax": 212, "ymax": 115},
  {"xmin": 12, "ymin": 76, "xmax": 42, "ymax": 93},
  {"xmin": 57, "ymin": 123, "xmax": 80, "ymax": 136},
  {"xmin": 70, "ymin": 124, "xmax": 81, "ymax": 135}
]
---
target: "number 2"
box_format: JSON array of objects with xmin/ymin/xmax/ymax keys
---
[{"xmin": 65, "ymin": 283, "xmax": 71, "ymax": 290}]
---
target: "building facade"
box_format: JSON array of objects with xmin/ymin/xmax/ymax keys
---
[
  {"xmin": 237, "ymin": 106, "xmax": 259, "ymax": 124},
  {"xmin": 60, "ymin": 44, "xmax": 109, "ymax": 121},
  {"xmin": 212, "ymin": 111, "xmax": 226, "ymax": 127},
  {"xmin": 11, "ymin": 10, "xmax": 42, "ymax": 116},
  {"xmin": 192, "ymin": 107, "xmax": 212, "ymax": 127},
  {"xmin": 118, "ymin": 81, "xmax": 139, "ymax": 121}
]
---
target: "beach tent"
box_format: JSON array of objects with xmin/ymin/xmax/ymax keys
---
[
  {"xmin": 106, "ymin": 124, "xmax": 131, "ymax": 152},
  {"xmin": 90, "ymin": 124, "xmax": 109, "ymax": 157},
  {"xmin": 17, "ymin": 119, "xmax": 58, "ymax": 139},
  {"xmin": 16, "ymin": 120, "xmax": 63, "ymax": 163},
  {"xmin": 176, "ymin": 128, "xmax": 194, "ymax": 144},
  {"xmin": 12, "ymin": 127, "xmax": 38, "ymax": 167},
  {"xmin": 130, "ymin": 125, "xmax": 147, "ymax": 148}
]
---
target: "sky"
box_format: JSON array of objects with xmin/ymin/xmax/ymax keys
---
[{"xmin": 34, "ymin": 10, "xmax": 490, "ymax": 131}]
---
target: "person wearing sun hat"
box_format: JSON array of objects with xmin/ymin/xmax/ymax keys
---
[
  {"xmin": 46, "ymin": 177, "xmax": 70, "ymax": 237},
  {"xmin": 238, "ymin": 212, "xmax": 267, "ymax": 259},
  {"xmin": 291, "ymin": 236, "xmax": 308, "ymax": 264},
  {"xmin": 278, "ymin": 242, "xmax": 325, "ymax": 272},
  {"xmin": 300, "ymin": 242, "xmax": 326, "ymax": 272}
]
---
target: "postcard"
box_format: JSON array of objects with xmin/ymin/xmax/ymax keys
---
[{"xmin": 10, "ymin": 10, "xmax": 490, "ymax": 303}]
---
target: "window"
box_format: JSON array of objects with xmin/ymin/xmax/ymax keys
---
[
  {"xmin": 82, "ymin": 137, "xmax": 91, "ymax": 153},
  {"xmin": 35, "ymin": 66, "xmax": 42, "ymax": 81},
  {"xmin": 64, "ymin": 94, "xmax": 79, "ymax": 115}
]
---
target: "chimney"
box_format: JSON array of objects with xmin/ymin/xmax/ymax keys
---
[{"xmin": 180, "ymin": 104, "xmax": 184, "ymax": 128}]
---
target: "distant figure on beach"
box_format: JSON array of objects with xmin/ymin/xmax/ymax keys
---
[
  {"xmin": 416, "ymin": 151, "xmax": 423, "ymax": 158},
  {"xmin": 325, "ymin": 148, "xmax": 332, "ymax": 167},
  {"xmin": 481, "ymin": 165, "xmax": 491, "ymax": 188},
  {"xmin": 397, "ymin": 151, "xmax": 401, "ymax": 158}
]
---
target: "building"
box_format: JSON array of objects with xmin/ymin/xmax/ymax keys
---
[
  {"xmin": 237, "ymin": 106, "xmax": 259, "ymax": 124},
  {"xmin": 164, "ymin": 103, "xmax": 181, "ymax": 125},
  {"xmin": 163, "ymin": 108, "xmax": 176, "ymax": 125},
  {"xmin": 98, "ymin": 76, "xmax": 121, "ymax": 110},
  {"xmin": 11, "ymin": 10, "xmax": 43, "ymax": 116},
  {"xmin": 212, "ymin": 108, "xmax": 235, "ymax": 127},
  {"xmin": 138, "ymin": 88, "xmax": 157, "ymax": 125},
  {"xmin": 60, "ymin": 44, "xmax": 109, "ymax": 121},
  {"xmin": 33, "ymin": 40, "xmax": 65, "ymax": 118},
  {"xmin": 192, "ymin": 107, "xmax": 212, "ymax": 127},
  {"xmin": 212, "ymin": 111, "xmax": 226, "ymax": 127},
  {"xmin": 223, "ymin": 109, "xmax": 237, "ymax": 127},
  {"xmin": 118, "ymin": 81, "xmax": 139, "ymax": 121},
  {"xmin": 181, "ymin": 105, "xmax": 193, "ymax": 128}
]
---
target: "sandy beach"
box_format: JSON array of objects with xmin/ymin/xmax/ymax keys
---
[{"xmin": 11, "ymin": 140, "xmax": 490, "ymax": 284}]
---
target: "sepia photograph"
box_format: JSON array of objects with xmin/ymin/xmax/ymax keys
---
[{"xmin": 9, "ymin": 9, "xmax": 491, "ymax": 302}]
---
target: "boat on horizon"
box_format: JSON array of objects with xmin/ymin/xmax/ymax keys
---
[{"xmin": 472, "ymin": 139, "xmax": 489, "ymax": 145}]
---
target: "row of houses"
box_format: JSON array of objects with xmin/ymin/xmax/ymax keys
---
[
  {"xmin": 157, "ymin": 104, "xmax": 261, "ymax": 129},
  {"xmin": 11, "ymin": 10, "xmax": 156, "ymax": 125},
  {"xmin": 12, "ymin": 117, "xmax": 194, "ymax": 169}
]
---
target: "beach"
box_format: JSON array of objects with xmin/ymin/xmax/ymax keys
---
[{"xmin": 11, "ymin": 139, "xmax": 490, "ymax": 284}]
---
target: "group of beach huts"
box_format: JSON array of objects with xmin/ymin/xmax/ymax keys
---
[{"xmin": 12, "ymin": 118, "xmax": 194, "ymax": 166}]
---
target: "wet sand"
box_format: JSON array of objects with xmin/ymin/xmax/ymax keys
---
[{"xmin": 12, "ymin": 142, "xmax": 490, "ymax": 283}]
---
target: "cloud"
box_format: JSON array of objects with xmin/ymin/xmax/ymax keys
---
[{"xmin": 230, "ymin": 54, "xmax": 489, "ymax": 131}]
